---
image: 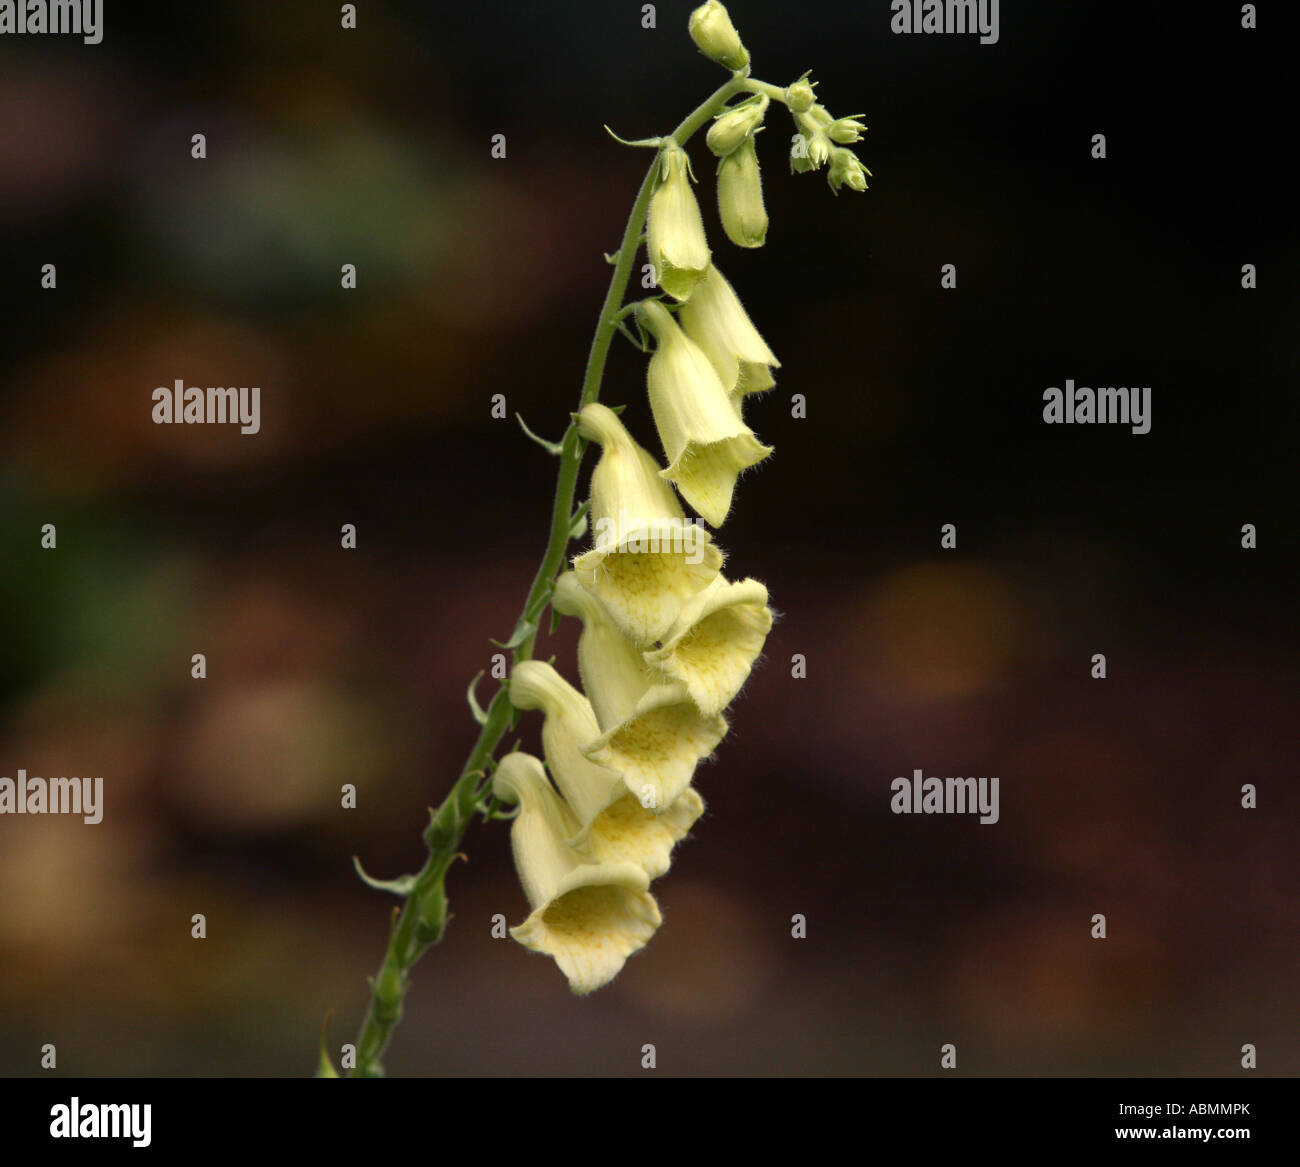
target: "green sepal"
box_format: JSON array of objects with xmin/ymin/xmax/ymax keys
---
[
  {"xmin": 603, "ymin": 125, "xmax": 664, "ymax": 149},
  {"xmin": 568, "ymin": 500, "xmax": 590, "ymax": 541},
  {"xmin": 466, "ymin": 670, "xmax": 489, "ymax": 725},
  {"xmin": 490, "ymin": 617, "xmax": 536, "ymax": 650},
  {"xmin": 515, "ymin": 412, "xmax": 565, "ymax": 456},
  {"xmin": 353, "ymin": 855, "xmax": 418, "ymax": 898}
]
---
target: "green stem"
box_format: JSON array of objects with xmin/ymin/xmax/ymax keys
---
[
  {"xmin": 741, "ymin": 78, "xmax": 789, "ymax": 104},
  {"xmin": 344, "ymin": 72, "xmax": 747, "ymax": 1078}
]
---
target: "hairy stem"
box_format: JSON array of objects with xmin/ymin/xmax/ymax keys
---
[
  {"xmin": 344, "ymin": 72, "xmax": 747, "ymax": 1078},
  {"xmin": 741, "ymin": 78, "xmax": 789, "ymax": 104}
]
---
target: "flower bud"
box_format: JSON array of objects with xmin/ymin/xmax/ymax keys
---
[
  {"xmin": 786, "ymin": 78, "xmax": 816, "ymax": 113},
  {"xmin": 637, "ymin": 299, "xmax": 772, "ymax": 527},
  {"xmin": 808, "ymin": 132, "xmax": 832, "ymax": 169},
  {"xmin": 689, "ymin": 1, "xmax": 749, "ymax": 72},
  {"xmin": 643, "ymin": 576, "xmax": 773, "ymax": 717},
  {"xmin": 679, "ymin": 263, "xmax": 779, "ymax": 407},
  {"xmin": 828, "ymin": 115, "xmax": 867, "ymax": 144},
  {"xmin": 828, "ymin": 147, "xmax": 870, "ymax": 193},
  {"xmin": 646, "ymin": 142, "xmax": 711, "ymax": 302},
  {"xmin": 716, "ymin": 136, "xmax": 769, "ymax": 249},
  {"xmin": 572, "ymin": 402, "xmax": 724, "ymax": 645},
  {"xmin": 492, "ymin": 751, "xmax": 661, "ymax": 994},
  {"xmin": 706, "ymin": 95, "xmax": 768, "ymax": 157}
]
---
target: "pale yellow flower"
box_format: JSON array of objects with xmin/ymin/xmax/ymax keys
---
[
  {"xmin": 572, "ymin": 402, "xmax": 723, "ymax": 645},
  {"xmin": 643, "ymin": 576, "xmax": 772, "ymax": 717},
  {"xmin": 678, "ymin": 263, "xmax": 779, "ymax": 409},
  {"xmin": 637, "ymin": 299, "xmax": 772, "ymax": 527},
  {"xmin": 646, "ymin": 142, "xmax": 711, "ymax": 302},
  {"xmin": 493, "ymin": 751, "xmax": 661, "ymax": 994},
  {"xmin": 510, "ymin": 659, "xmax": 704, "ymax": 879},
  {"xmin": 585, "ymin": 682, "xmax": 727, "ymax": 813}
]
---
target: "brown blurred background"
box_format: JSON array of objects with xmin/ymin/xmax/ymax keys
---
[{"xmin": 0, "ymin": 1, "xmax": 1295, "ymax": 1076}]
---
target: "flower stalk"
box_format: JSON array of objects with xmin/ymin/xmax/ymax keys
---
[
  {"xmin": 342, "ymin": 0, "xmax": 870, "ymax": 1074},
  {"xmin": 344, "ymin": 73, "xmax": 748, "ymax": 1080}
]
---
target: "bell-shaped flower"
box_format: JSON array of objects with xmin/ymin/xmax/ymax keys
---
[
  {"xmin": 584, "ymin": 682, "xmax": 728, "ymax": 814},
  {"xmin": 636, "ymin": 298, "xmax": 773, "ymax": 528},
  {"xmin": 716, "ymin": 136, "xmax": 769, "ymax": 249},
  {"xmin": 510, "ymin": 658, "xmax": 705, "ymax": 879},
  {"xmin": 492, "ymin": 751, "xmax": 662, "ymax": 994},
  {"xmin": 572, "ymin": 402, "xmax": 723, "ymax": 645},
  {"xmin": 646, "ymin": 141, "xmax": 711, "ymax": 302},
  {"xmin": 642, "ymin": 576, "xmax": 773, "ymax": 718},
  {"xmin": 679, "ymin": 263, "xmax": 780, "ymax": 410}
]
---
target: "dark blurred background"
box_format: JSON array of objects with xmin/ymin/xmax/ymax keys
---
[{"xmin": 0, "ymin": 1, "xmax": 1294, "ymax": 1076}]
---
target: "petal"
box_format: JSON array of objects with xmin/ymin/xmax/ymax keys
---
[
  {"xmin": 643, "ymin": 577, "xmax": 772, "ymax": 717},
  {"xmin": 661, "ymin": 433, "xmax": 772, "ymax": 529},
  {"xmin": 577, "ymin": 786, "xmax": 705, "ymax": 880},
  {"xmin": 578, "ymin": 402, "xmax": 684, "ymax": 531},
  {"xmin": 680, "ymin": 264, "xmax": 779, "ymax": 398},
  {"xmin": 494, "ymin": 752, "xmax": 664, "ymax": 994},
  {"xmin": 639, "ymin": 299, "xmax": 772, "ymax": 527},
  {"xmin": 584, "ymin": 684, "xmax": 727, "ymax": 811},
  {"xmin": 511, "ymin": 863, "xmax": 662, "ymax": 995},
  {"xmin": 573, "ymin": 521, "xmax": 724, "ymax": 645}
]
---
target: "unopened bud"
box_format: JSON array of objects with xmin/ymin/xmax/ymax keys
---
[
  {"xmin": 717, "ymin": 136, "xmax": 768, "ymax": 248},
  {"xmin": 689, "ymin": 1, "xmax": 749, "ymax": 71},
  {"xmin": 827, "ymin": 148, "xmax": 870, "ymax": 194},
  {"xmin": 828, "ymin": 116, "xmax": 867, "ymax": 144},
  {"xmin": 786, "ymin": 79, "xmax": 816, "ymax": 113},
  {"xmin": 706, "ymin": 95, "xmax": 768, "ymax": 157}
]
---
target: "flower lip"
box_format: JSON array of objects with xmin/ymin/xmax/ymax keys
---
[
  {"xmin": 643, "ymin": 575, "xmax": 773, "ymax": 718},
  {"xmin": 492, "ymin": 750, "xmax": 662, "ymax": 995},
  {"xmin": 583, "ymin": 682, "xmax": 728, "ymax": 813}
]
